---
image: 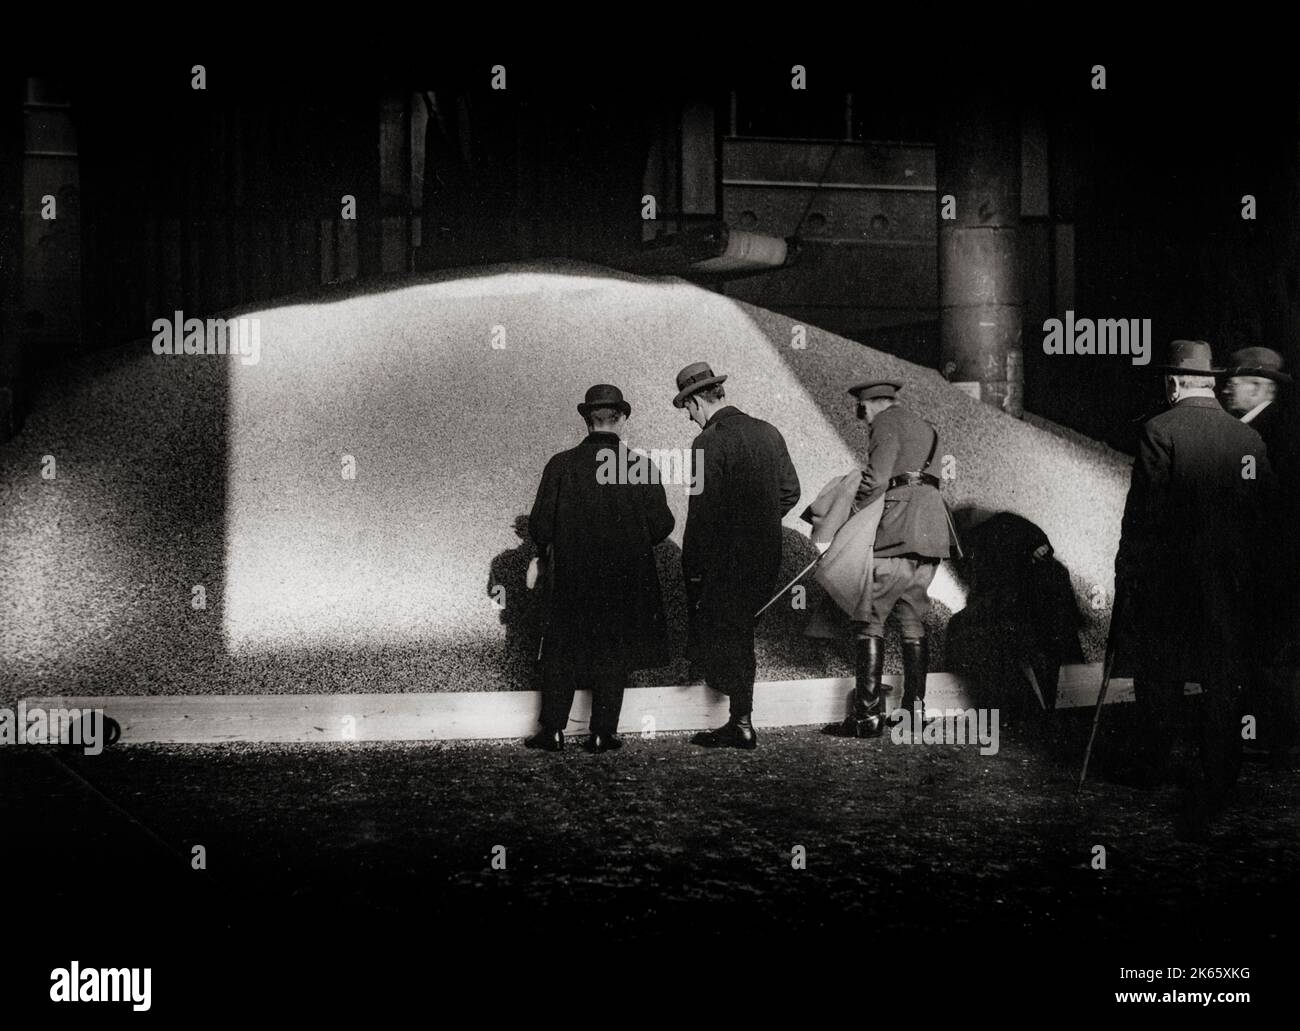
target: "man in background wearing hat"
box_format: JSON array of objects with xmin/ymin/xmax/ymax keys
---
[
  {"xmin": 525, "ymin": 385, "xmax": 675, "ymax": 753},
  {"xmin": 843, "ymin": 379, "xmax": 958, "ymax": 736},
  {"xmin": 1221, "ymin": 346, "xmax": 1294, "ymax": 472},
  {"xmin": 1113, "ymin": 341, "xmax": 1272, "ymax": 830},
  {"xmin": 1220, "ymin": 346, "xmax": 1298, "ymax": 766},
  {"xmin": 673, "ymin": 362, "xmax": 801, "ymax": 749}
]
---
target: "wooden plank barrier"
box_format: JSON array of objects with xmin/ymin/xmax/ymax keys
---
[{"xmin": 21, "ymin": 664, "xmax": 1156, "ymax": 745}]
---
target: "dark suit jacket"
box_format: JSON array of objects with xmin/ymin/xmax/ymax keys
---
[
  {"xmin": 529, "ymin": 432, "xmax": 675, "ymax": 671},
  {"xmin": 682, "ymin": 406, "xmax": 801, "ymax": 628},
  {"xmin": 853, "ymin": 403, "xmax": 954, "ymax": 559},
  {"xmin": 1242, "ymin": 399, "xmax": 1298, "ymax": 650},
  {"xmin": 1245, "ymin": 401, "xmax": 1295, "ymax": 484},
  {"xmin": 1114, "ymin": 396, "xmax": 1272, "ymax": 680}
]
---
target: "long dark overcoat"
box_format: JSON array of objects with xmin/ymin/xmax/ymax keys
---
[
  {"xmin": 1114, "ymin": 396, "xmax": 1272, "ymax": 681},
  {"xmin": 529, "ymin": 431, "xmax": 675, "ymax": 671},
  {"xmin": 682, "ymin": 406, "xmax": 801, "ymax": 631}
]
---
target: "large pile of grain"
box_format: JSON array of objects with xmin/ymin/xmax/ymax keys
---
[{"xmin": 0, "ymin": 261, "xmax": 1131, "ymax": 704}]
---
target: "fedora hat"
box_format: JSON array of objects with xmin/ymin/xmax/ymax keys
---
[
  {"xmin": 847, "ymin": 379, "xmax": 902, "ymax": 401},
  {"xmin": 1225, "ymin": 346, "xmax": 1292, "ymax": 384},
  {"xmin": 672, "ymin": 362, "xmax": 727, "ymax": 408},
  {"xmin": 1156, "ymin": 339, "xmax": 1223, "ymax": 374},
  {"xmin": 577, "ymin": 383, "xmax": 631, "ymax": 418}
]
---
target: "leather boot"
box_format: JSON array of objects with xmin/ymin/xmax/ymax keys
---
[
  {"xmin": 901, "ymin": 637, "xmax": 928, "ymax": 725},
  {"xmin": 845, "ymin": 636, "xmax": 886, "ymax": 738},
  {"xmin": 694, "ymin": 713, "xmax": 758, "ymax": 749}
]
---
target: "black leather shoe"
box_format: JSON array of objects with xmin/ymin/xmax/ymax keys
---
[
  {"xmin": 693, "ymin": 716, "xmax": 757, "ymax": 750},
  {"xmin": 587, "ymin": 732, "xmax": 624, "ymax": 753},
  {"xmin": 524, "ymin": 729, "xmax": 564, "ymax": 752}
]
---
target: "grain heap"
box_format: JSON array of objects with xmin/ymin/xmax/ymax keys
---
[{"xmin": 0, "ymin": 260, "xmax": 1131, "ymax": 705}]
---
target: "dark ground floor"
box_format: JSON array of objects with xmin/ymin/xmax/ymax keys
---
[{"xmin": 4, "ymin": 707, "xmax": 1296, "ymax": 1018}]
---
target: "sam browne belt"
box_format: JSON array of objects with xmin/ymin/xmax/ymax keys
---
[{"xmin": 887, "ymin": 471, "xmax": 940, "ymax": 490}]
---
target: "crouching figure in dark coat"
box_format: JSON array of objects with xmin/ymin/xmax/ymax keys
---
[
  {"xmin": 525, "ymin": 384, "xmax": 675, "ymax": 753},
  {"xmin": 1113, "ymin": 341, "xmax": 1272, "ymax": 829},
  {"xmin": 674, "ymin": 362, "xmax": 801, "ymax": 750}
]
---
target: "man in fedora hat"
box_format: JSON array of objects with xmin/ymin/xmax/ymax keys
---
[
  {"xmin": 673, "ymin": 362, "xmax": 801, "ymax": 749},
  {"xmin": 841, "ymin": 379, "xmax": 959, "ymax": 736},
  {"xmin": 1113, "ymin": 340, "xmax": 1272, "ymax": 828},
  {"xmin": 1220, "ymin": 346, "xmax": 1293, "ymax": 462},
  {"xmin": 524, "ymin": 384, "xmax": 675, "ymax": 753},
  {"xmin": 1220, "ymin": 347, "xmax": 1298, "ymax": 765}
]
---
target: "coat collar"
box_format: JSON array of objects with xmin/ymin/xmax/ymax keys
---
[
  {"xmin": 583, "ymin": 431, "xmax": 622, "ymax": 446},
  {"xmin": 1174, "ymin": 395, "xmax": 1223, "ymax": 412},
  {"xmin": 704, "ymin": 405, "xmax": 742, "ymax": 430},
  {"xmin": 1240, "ymin": 399, "xmax": 1273, "ymax": 424}
]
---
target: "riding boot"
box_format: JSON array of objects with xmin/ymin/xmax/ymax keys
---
[
  {"xmin": 901, "ymin": 637, "xmax": 928, "ymax": 725},
  {"xmin": 846, "ymin": 636, "xmax": 886, "ymax": 738}
]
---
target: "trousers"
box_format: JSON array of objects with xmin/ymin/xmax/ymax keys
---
[
  {"xmin": 1134, "ymin": 677, "xmax": 1241, "ymax": 794},
  {"xmin": 539, "ymin": 653, "xmax": 629, "ymax": 735},
  {"xmin": 703, "ymin": 624, "xmax": 757, "ymax": 718},
  {"xmin": 857, "ymin": 556, "xmax": 938, "ymax": 639}
]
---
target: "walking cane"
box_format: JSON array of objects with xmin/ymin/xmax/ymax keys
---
[
  {"xmin": 1021, "ymin": 662, "xmax": 1048, "ymax": 711},
  {"xmin": 754, "ymin": 550, "xmax": 826, "ymax": 620},
  {"xmin": 1078, "ymin": 590, "xmax": 1126, "ymax": 792},
  {"xmin": 530, "ymin": 544, "xmax": 552, "ymax": 663}
]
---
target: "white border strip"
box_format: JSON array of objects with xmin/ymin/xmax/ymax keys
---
[{"xmin": 21, "ymin": 665, "xmax": 1138, "ymax": 744}]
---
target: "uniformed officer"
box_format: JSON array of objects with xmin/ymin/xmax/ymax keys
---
[{"xmin": 843, "ymin": 380, "xmax": 959, "ymax": 737}]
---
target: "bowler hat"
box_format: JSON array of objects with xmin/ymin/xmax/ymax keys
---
[
  {"xmin": 673, "ymin": 362, "xmax": 727, "ymax": 408},
  {"xmin": 577, "ymin": 383, "xmax": 631, "ymax": 418},
  {"xmin": 1155, "ymin": 340, "xmax": 1222, "ymax": 374},
  {"xmin": 848, "ymin": 379, "xmax": 902, "ymax": 401},
  {"xmin": 1225, "ymin": 346, "xmax": 1292, "ymax": 384}
]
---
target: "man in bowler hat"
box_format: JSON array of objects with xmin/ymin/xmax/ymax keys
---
[
  {"xmin": 1114, "ymin": 341, "xmax": 1272, "ymax": 829},
  {"xmin": 1220, "ymin": 346, "xmax": 1293, "ymax": 472},
  {"xmin": 674, "ymin": 362, "xmax": 801, "ymax": 749},
  {"xmin": 1220, "ymin": 346, "xmax": 1298, "ymax": 765},
  {"xmin": 525, "ymin": 384, "xmax": 675, "ymax": 753},
  {"xmin": 843, "ymin": 379, "xmax": 959, "ymax": 736}
]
